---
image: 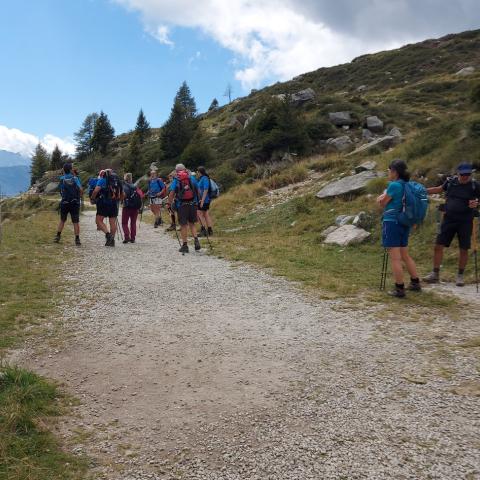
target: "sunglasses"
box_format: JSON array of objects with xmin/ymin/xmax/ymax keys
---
[{"xmin": 459, "ymin": 173, "xmax": 472, "ymax": 177}]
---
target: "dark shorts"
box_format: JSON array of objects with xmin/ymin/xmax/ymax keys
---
[
  {"xmin": 198, "ymin": 202, "xmax": 210, "ymax": 212},
  {"xmin": 60, "ymin": 202, "xmax": 80, "ymax": 223},
  {"xmin": 177, "ymin": 203, "xmax": 197, "ymax": 226},
  {"xmin": 96, "ymin": 201, "xmax": 119, "ymax": 218},
  {"xmin": 382, "ymin": 221, "xmax": 410, "ymax": 248},
  {"xmin": 436, "ymin": 217, "xmax": 472, "ymax": 250}
]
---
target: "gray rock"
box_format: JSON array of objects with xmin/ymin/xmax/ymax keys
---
[
  {"xmin": 346, "ymin": 134, "xmax": 402, "ymax": 157},
  {"xmin": 320, "ymin": 225, "xmax": 338, "ymax": 237},
  {"xmin": 324, "ymin": 224, "xmax": 371, "ymax": 246},
  {"xmin": 389, "ymin": 127, "xmax": 402, "ymax": 138},
  {"xmin": 356, "ymin": 85, "xmax": 368, "ymax": 92},
  {"xmin": 273, "ymin": 94, "xmax": 287, "ymax": 102},
  {"xmin": 44, "ymin": 182, "xmax": 60, "ymax": 194},
  {"xmin": 291, "ymin": 88, "xmax": 316, "ymax": 105},
  {"xmin": 455, "ymin": 66, "xmax": 475, "ymax": 77},
  {"xmin": 354, "ymin": 160, "xmax": 377, "ymax": 173},
  {"xmin": 326, "ymin": 135, "xmax": 353, "ymax": 152},
  {"xmin": 328, "ymin": 112, "xmax": 353, "ymax": 127},
  {"xmin": 352, "ymin": 211, "xmax": 376, "ymax": 230},
  {"xmin": 316, "ymin": 171, "xmax": 378, "ymax": 199},
  {"xmin": 335, "ymin": 215, "xmax": 355, "ymax": 226},
  {"xmin": 362, "ymin": 129, "xmax": 374, "ymax": 141},
  {"xmin": 366, "ymin": 116, "xmax": 384, "ymax": 133}
]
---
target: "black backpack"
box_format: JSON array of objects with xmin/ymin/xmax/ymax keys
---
[
  {"xmin": 124, "ymin": 183, "xmax": 142, "ymax": 210},
  {"xmin": 104, "ymin": 171, "xmax": 122, "ymax": 201},
  {"xmin": 61, "ymin": 176, "xmax": 80, "ymax": 203}
]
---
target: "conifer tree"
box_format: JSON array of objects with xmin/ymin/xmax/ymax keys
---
[
  {"xmin": 91, "ymin": 111, "xmax": 115, "ymax": 155},
  {"xmin": 135, "ymin": 108, "xmax": 151, "ymax": 143},
  {"xmin": 50, "ymin": 145, "xmax": 63, "ymax": 170},
  {"xmin": 175, "ymin": 81, "xmax": 197, "ymax": 118},
  {"xmin": 208, "ymin": 98, "xmax": 219, "ymax": 112},
  {"xmin": 124, "ymin": 131, "xmax": 143, "ymax": 178},
  {"xmin": 74, "ymin": 112, "xmax": 99, "ymax": 158},
  {"xmin": 30, "ymin": 143, "xmax": 49, "ymax": 185}
]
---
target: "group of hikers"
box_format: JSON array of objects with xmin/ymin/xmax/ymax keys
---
[
  {"xmin": 54, "ymin": 162, "xmax": 217, "ymax": 253},
  {"xmin": 53, "ymin": 159, "xmax": 479, "ymax": 295}
]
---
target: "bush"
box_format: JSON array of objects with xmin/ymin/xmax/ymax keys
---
[
  {"xmin": 181, "ymin": 140, "xmax": 215, "ymax": 171},
  {"xmin": 471, "ymin": 82, "xmax": 480, "ymax": 107},
  {"xmin": 469, "ymin": 117, "xmax": 480, "ymax": 138},
  {"xmin": 263, "ymin": 164, "xmax": 309, "ymax": 190},
  {"xmin": 213, "ymin": 163, "xmax": 240, "ymax": 191},
  {"xmin": 365, "ymin": 177, "xmax": 388, "ymax": 195}
]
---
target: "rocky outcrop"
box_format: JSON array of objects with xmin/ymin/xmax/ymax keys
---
[
  {"xmin": 326, "ymin": 136, "xmax": 354, "ymax": 152},
  {"xmin": 291, "ymin": 88, "xmax": 315, "ymax": 105},
  {"xmin": 354, "ymin": 160, "xmax": 377, "ymax": 173},
  {"xmin": 346, "ymin": 132, "xmax": 402, "ymax": 156},
  {"xmin": 455, "ymin": 66, "xmax": 475, "ymax": 76},
  {"xmin": 316, "ymin": 171, "xmax": 378, "ymax": 199},
  {"xmin": 335, "ymin": 215, "xmax": 355, "ymax": 226},
  {"xmin": 366, "ymin": 116, "xmax": 384, "ymax": 133},
  {"xmin": 44, "ymin": 182, "xmax": 60, "ymax": 194},
  {"xmin": 328, "ymin": 112, "xmax": 353, "ymax": 127},
  {"xmin": 324, "ymin": 224, "xmax": 371, "ymax": 246}
]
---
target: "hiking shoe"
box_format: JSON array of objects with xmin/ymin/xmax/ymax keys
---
[
  {"xmin": 388, "ymin": 288, "xmax": 406, "ymax": 298},
  {"xmin": 194, "ymin": 237, "xmax": 201, "ymax": 251},
  {"xmin": 407, "ymin": 282, "xmax": 421, "ymax": 292},
  {"xmin": 75, "ymin": 237, "xmax": 81, "ymax": 246},
  {"xmin": 208, "ymin": 227, "xmax": 213, "ymax": 236},
  {"xmin": 54, "ymin": 234, "xmax": 61, "ymax": 243},
  {"xmin": 106, "ymin": 237, "xmax": 115, "ymax": 247},
  {"xmin": 166, "ymin": 225, "xmax": 176, "ymax": 232},
  {"xmin": 105, "ymin": 233, "xmax": 111, "ymax": 246},
  {"xmin": 198, "ymin": 227, "xmax": 207, "ymax": 237},
  {"xmin": 456, "ymin": 274, "xmax": 465, "ymax": 287},
  {"xmin": 123, "ymin": 239, "xmax": 130, "ymax": 244},
  {"xmin": 130, "ymin": 239, "xmax": 135, "ymax": 243},
  {"xmin": 179, "ymin": 243, "xmax": 189, "ymax": 254},
  {"xmin": 423, "ymin": 271, "xmax": 439, "ymax": 284}
]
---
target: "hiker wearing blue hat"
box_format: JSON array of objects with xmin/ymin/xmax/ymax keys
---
[{"xmin": 424, "ymin": 163, "xmax": 480, "ymax": 286}]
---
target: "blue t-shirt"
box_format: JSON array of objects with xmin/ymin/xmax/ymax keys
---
[
  {"xmin": 95, "ymin": 177, "xmax": 116, "ymax": 204},
  {"xmin": 197, "ymin": 175, "xmax": 210, "ymax": 204},
  {"xmin": 169, "ymin": 175, "xmax": 199, "ymax": 208},
  {"xmin": 383, "ymin": 181, "xmax": 404, "ymax": 222},
  {"xmin": 148, "ymin": 178, "xmax": 165, "ymax": 197}
]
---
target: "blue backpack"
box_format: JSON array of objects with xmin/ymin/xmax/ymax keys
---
[
  {"xmin": 397, "ymin": 181, "xmax": 429, "ymax": 227},
  {"xmin": 88, "ymin": 177, "xmax": 98, "ymax": 199},
  {"xmin": 208, "ymin": 178, "xmax": 220, "ymax": 199}
]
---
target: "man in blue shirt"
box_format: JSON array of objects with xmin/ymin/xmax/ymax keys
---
[
  {"xmin": 54, "ymin": 163, "xmax": 83, "ymax": 245},
  {"xmin": 147, "ymin": 170, "xmax": 166, "ymax": 228},
  {"xmin": 167, "ymin": 164, "xmax": 201, "ymax": 253}
]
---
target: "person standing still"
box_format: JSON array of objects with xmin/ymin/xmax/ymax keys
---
[
  {"xmin": 121, "ymin": 173, "xmax": 141, "ymax": 243},
  {"xmin": 147, "ymin": 170, "xmax": 166, "ymax": 228}
]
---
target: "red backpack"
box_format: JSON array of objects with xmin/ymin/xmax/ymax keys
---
[{"xmin": 175, "ymin": 170, "xmax": 195, "ymax": 202}]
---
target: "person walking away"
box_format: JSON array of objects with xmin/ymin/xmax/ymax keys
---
[
  {"xmin": 377, "ymin": 159, "xmax": 421, "ymax": 298},
  {"xmin": 423, "ymin": 163, "xmax": 480, "ymax": 286},
  {"xmin": 167, "ymin": 164, "xmax": 201, "ymax": 253},
  {"xmin": 147, "ymin": 170, "xmax": 166, "ymax": 228},
  {"xmin": 54, "ymin": 163, "xmax": 83, "ymax": 246},
  {"xmin": 196, "ymin": 166, "xmax": 214, "ymax": 237},
  {"xmin": 122, "ymin": 173, "xmax": 142, "ymax": 243},
  {"xmin": 91, "ymin": 169, "xmax": 123, "ymax": 247}
]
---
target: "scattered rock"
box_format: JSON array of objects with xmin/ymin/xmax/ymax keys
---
[
  {"xmin": 366, "ymin": 116, "xmax": 384, "ymax": 133},
  {"xmin": 320, "ymin": 225, "xmax": 338, "ymax": 237},
  {"xmin": 362, "ymin": 129, "xmax": 374, "ymax": 141},
  {"xmin": 291, "ymin": 88, "xmax": 316, "ymax": 105},
  {"xmin": 455, "ymin": 66, "xmax": 475, "ymax": 77},
  {"xmin": 356, "ymin": 85, "xmax": 368, "ymax": 92},
  {"xmin": 44, "ymin": 182, "xmax": 60, "ymax": 194},
  {"xmin": 346, "ymin": 134, "xmax": 402, "ymax": 157},
  {"xmin": 352, "ymin": 211, "xmax": 376, "ymax": 230},
  {"xmin": 316, "ymin": 171, "xmax": 378, "ymax": 199},
  {"xmin": 389, "ymin": 127, "xmax": 402, "ymax": 138},
  {"xmin": 335, "ymin": 215, "xmax": 355, "ymax": 226},
  {"xmin": 354, "ymin": 160, "xmax": 377, "ymax": 173},
  {"xmin": 326, "ymin": 135, "xmax": 354, "ymax": 152},
  {"xmin": 328, "ymin": 112, "xmax": 353, "ymax": 127},
  {"xmin": 324, "ymin": 224, "xmax": 371, "ymax": 246}
]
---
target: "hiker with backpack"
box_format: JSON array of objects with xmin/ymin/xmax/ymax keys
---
[
  {"xmin": 147, "ymin": 170, "xmax": 166, "ymax": 228},
  {"xmin": 91, "ymin": 169, "xmax": 123, "ymax": 247},
  {"xmin": 423, "ymin": 163, "xmax": 480, "ymax": 287},
  {"xmin": 196, "ymin": 166, "xmax": 219, "ymax": 237},
  {"xmin": 167, "ymin": 164, "xmax": 201, "ymax": 253},
  {"xmin": 165, "ymin": 172, "xmax": 177, "ymax": 232},
  {"xmin": 377, "ymin": 159, "xmax": 422, "ymax": 298},
  {"xmin": 121, "ymin": 173, "xmax": 143, "ymax": 243},
  {"xmin": 54, "ymin": 163, "xmax": 83, "ymax": 246}
]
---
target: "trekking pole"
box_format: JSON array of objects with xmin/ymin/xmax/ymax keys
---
[
  {"xmin": 115, "ymin": 217, "xmax": 124, "ymax": 241},
  {"xmin": 379, "ymin": 248, "xmax": 388, "ymax": 291},
  {"xmin": 473, "ymin": 215, "xmax": 479, "ymax": 293},
  {"xmin": 197, "ymin": 215, "xmax": 213, "ymax": 250}
]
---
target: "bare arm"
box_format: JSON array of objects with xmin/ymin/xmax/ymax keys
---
[
  {"xmin": 91, "ymin": 185, "xmax": 101, "ymax": 200},
  {"xmin": 427, "ymin": 186, "xmax": 443, "ymax": 195}
]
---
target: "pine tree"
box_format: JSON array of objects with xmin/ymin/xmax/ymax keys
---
[
  {"xmin": 74, "ymin": 113, "xmax": 99, "ymax": 158},
  {"xmin": 124, "ymin": 131, "xmax": 143, "ymax": 178},
  {"xmin": 30, "ymin": 143, "xmax": 50, "ymax": 185},
  {"xmin": 50, "ymin": 145, "xmax": 63, "ymax": 170},
  {"xmin": 91, "ymin": 111, "xmax": 115, "ymax": 155},
  {"xmin": 175, "ymin": 81, "xmax": 197, "ymax": 119},
  {"xmin": 135, "ymin": 108, "xmax": 151, "ymax": 143},
  {"xmin": 208, "ymin": 98, "xmax": 219, "ymax": 112}
]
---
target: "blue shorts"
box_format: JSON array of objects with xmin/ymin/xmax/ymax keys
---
[{"xmin": 382, "ymin": 221, "xmax": 410, "ymax": 248}]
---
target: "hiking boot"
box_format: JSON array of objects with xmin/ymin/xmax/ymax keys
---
[
  {"xmin": 75, "ymin": 237, "xmax": 81, "ymax": 247},
  {"xmin": 130, "ymin": 239, "xmax": 135, "ymax": 243},
  {"xmin": 456, "ymin": 273, "xmax": 465, "ymax": 287},
  {"xmin": 166, "ymin": 224, "xmax": 176, "ymax": 232},
  {"xmin": 123, "ymin": 239, "xmax": 130, "ymax": 244},
  {"xmin": 198, "ymin": 227, "xmax": 207, "ymax": 237},
  {"xmin": 194, "ymin": 237, "xmax": 201, "ymax": 251},
  {"xmin": 407, "ymin": 281, "xmax": 421, "ymax": 292},
  {"xmin": 388, "ymin": 287, "xmax": 406, "ymax": 298},
  {"xmin": 54, "ymin": 233, "xmax": 61, "ymax": 243},
  {"xmin": 207, "ymin": 227, "xmax": 213, "ymax": 236},
  {"xmin": 179, "ymin": 243, "xmax": 189, "ymax": 254},
  {"xmin": 106, "ymin": 237, "xmax": 115, "ymax": 247},
  {"xmin": 423, "ymin": 271, "xmax": 439, "ymax": 284},
  {"xmin": 105, "ymin": 233, "xmax": 111, "ymax": 246}
]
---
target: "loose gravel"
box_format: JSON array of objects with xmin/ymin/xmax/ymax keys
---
[{"xmin": 15, "ymin": 211, "xmax": 480, "ymax": 479}]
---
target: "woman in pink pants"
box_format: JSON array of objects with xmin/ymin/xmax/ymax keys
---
[{"xmin": 122, "ymin": 173, "xmax": 140, "ymax": 243}]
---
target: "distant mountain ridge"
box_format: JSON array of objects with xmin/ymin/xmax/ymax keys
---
[
  {"xmin": 0, "ymin": 150, "xmax": 31, "ymax": 196},
  {"xmin": 0, "ymin": 149, "xmax": 31, "ymax": 167}
]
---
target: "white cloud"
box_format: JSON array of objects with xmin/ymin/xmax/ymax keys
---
[
  {"xmin": 0, "ymin": 125, "xmax": 76, "ymax": 158},
  {"xmin": 115, "ymin": 0, "xmax": 478, "ymax": 90},
  {"xmin": 147, "ymin": 24, "xmax": 174, "ymax": 46}
]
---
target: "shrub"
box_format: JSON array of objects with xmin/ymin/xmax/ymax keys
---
[
  {"xmin": 213, "ymin": 163, "xmax": 240, "ymax": 191},
  {"xmin": 365, "ymin": 177, "xmax": 388, "ymax": 195},
  {"xmin": 263, "ymin": 165, "xmax": 309, "ymax": 190},
  {"xmin": 472, "ymin": 82, "xmax": 480, "ymax": 108}
]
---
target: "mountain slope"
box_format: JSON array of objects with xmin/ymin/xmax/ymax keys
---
[
  {"xmin": 0, "ymin": 165, "xmax": 30, "ymax": 196},
  {"xmin": 0, "ymin": 150, "xmax": 31, "ymax": 167}
]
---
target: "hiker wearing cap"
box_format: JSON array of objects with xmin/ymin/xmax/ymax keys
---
[
  {"xmin": 377, "ymin": 160, "xmax": 421, "ymax": 298},
  {"xmin": 54, "ymin": 163, "xmax": 83, "ymax": 246},
  {"xmin": 424, "ymin": 163, "xmax": 480, "ymax": 286},
  {"xmin": 121, "ymin": 173, "xmax": 142, "ymax": 243},
  {"xmin": 91, "ymin": 169, "xmax": 123, "ymax": 247},
  {"xmin": 196, "ymin": 166, "xmax": 214, "ymax": 237},
  {"xmin": 147, "ymin": 170, "xmax": 166, "ymax": 228},
  {"xmin": 167, "ymin": 164, "xmax": 201, "ymax": 253}
]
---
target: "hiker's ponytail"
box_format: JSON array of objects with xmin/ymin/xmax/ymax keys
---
[
  {"xmin": 198, "ymin": 166, "xmax": 208, "ymax": 178},
  {"xmin": 389, "ymin": 159, "xmax": 410, "ymax": 182}
]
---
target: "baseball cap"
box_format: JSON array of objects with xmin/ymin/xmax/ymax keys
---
[
  {"xmin": 175, "ymin": 163, "xmax": 186, "ymax": 171},
  {"xmin": 457, "ymin": 163, "xmax": 473, "ymax": 175}
]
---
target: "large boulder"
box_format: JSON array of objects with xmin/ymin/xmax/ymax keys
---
[
  {"xmin": 326, "ymin": 135, "xmax": 353, "ymax": 152},
  {"xmin": 316, "ymin": 170, "xmax": 378, "ymax": 199},
  {"xmin": 362, "ymin": 129, "xmax": 374, "ymax": 141},
  {"xmin": 335, "ymin": 215, "xmax": 355, "ymax": 226},
  {"xmin": 328, "ymin": 112, "xmax": 353, "ymax": 127},
  {"xmin": 366, "ymin": 116, "xmax": 384, "ymax": 133},
  {"xmin": 354, "ymin": 160, "xmax": 377, "ymax": 173},
  {"xmin": 291, "ymin": 88, "xmax": 316, "ymax": 105},
  {"xmin": 346, "ymin": 134, "xmax": 402, "ymax": 157},
  {"xmin": 44, "ymin": 182, "xmax": 60, "ymax": 194},
  {"xmin": 324, "ymin": 224, "xmax": 371, "ymax": 246},
  {"xmin": 455, "ymin": 66, "xmax": 475, "ymax": 77}
]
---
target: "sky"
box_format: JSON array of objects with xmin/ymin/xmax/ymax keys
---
[{"xmin": 0, "ymin": 0, "xmax": 479, "ymax": 157}]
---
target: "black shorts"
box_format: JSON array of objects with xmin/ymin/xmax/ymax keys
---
[
  {"xmin": 198, "ymin": 202, "xmax": 210, "ymax": 212},
  {"xmin": 96, "ymin": 201, "xmax": 119, "ymax": 218},
  {"xmin": 60, "ymin": 202, "xmax": 80, "ymax": 223},
  {"xmin": 436, "ymin": 217, "xmax": 473, "ymax": 250},
  {"xmin": 177, "ymin": 203, "xmax": 197, "ymax": 226}
]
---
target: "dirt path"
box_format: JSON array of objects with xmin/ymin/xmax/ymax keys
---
[{"xmin": 13, "ymin": 210, "xmax": 480, "ymax": 479}]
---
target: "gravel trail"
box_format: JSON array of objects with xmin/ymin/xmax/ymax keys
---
[{"xmin": 19, "ymin": 211, "xmax": 480, "ymax": 479}]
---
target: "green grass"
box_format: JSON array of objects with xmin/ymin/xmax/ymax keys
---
[{"xmin": 0, "ymin": 211, "xmax": 88, "ymax": 480}]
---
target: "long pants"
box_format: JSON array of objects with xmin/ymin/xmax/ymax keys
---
[{"xmin": 122, "ymin": 207, "xmax": 138, "ymax": 240}]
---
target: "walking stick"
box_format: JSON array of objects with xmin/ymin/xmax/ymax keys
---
[
  {"xmin": 473, "ymin": 215, "xmax": 479, "ymax": 293},
  {"xmin": 380, "ymin": 248, "xmax": 388, "ymax": 291},
  {"xmin": 115, "ymin": 217, "xmax": 124, "ymax": 241},
  {"xmin": 197, "ymin": 214, "xmax": 212, "ymax": 250}
]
